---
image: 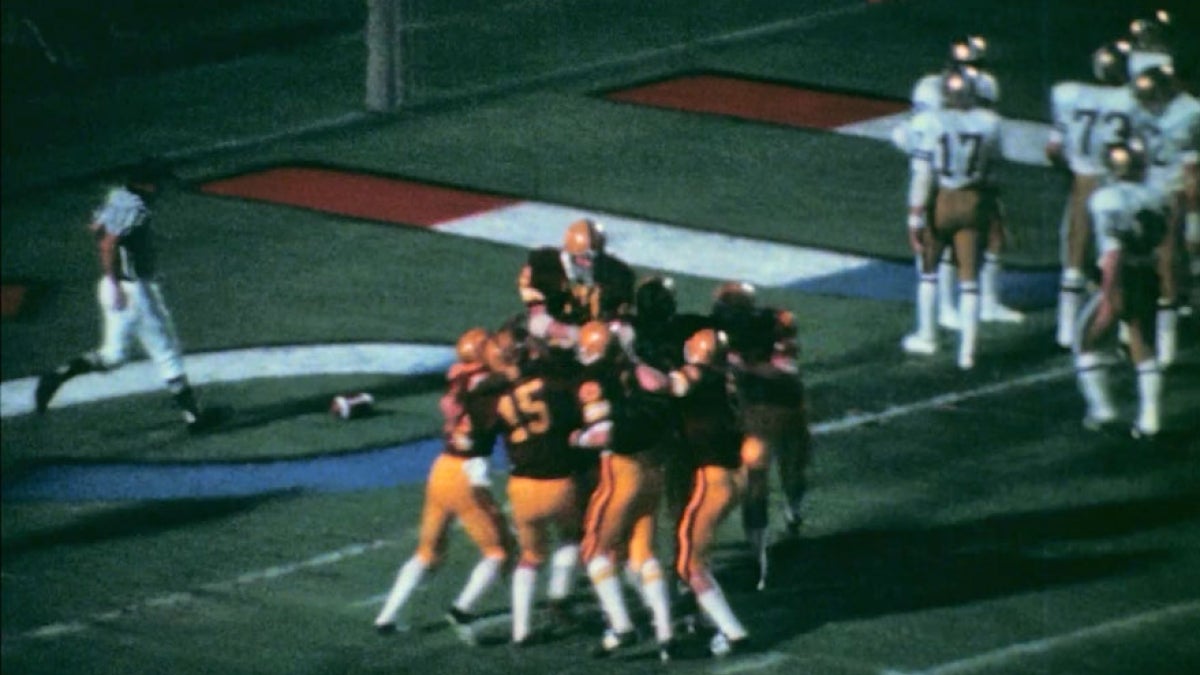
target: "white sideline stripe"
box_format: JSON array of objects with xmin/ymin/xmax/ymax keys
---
[
  {"xmin": 882, "ymin": 600, "xmax": 1200, "ymax": 675},
  {"xmin": 435, "ymin": 201, "xmax": 874, "ymax": 286},
  {"xmin": 811, "ymin": 367, "xmax": 1074, "ymax": 435},
  {"xmin": 13, "ymin": 540, "xmax": 392, "ymax": 642},
  {"xmin": 0, "ymin": 343, "xmax": 455, "ymax": 417}
]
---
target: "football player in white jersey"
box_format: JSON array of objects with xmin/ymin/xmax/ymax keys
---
[
  {"xmin": 895, "ymin": 35, "xmax": 1022, "ymax": 329},
  {"xmin": 902, "ymin": 67, "xmax": 1005, "ymax": 370},
  {"xmin": 1046, "ymin": 41, "xmax": 1137, "ymax": 348},
  {"xmin": 1131, "ymin": 64, "xmax": 1200, "ymax": 366},
  {"xmin": 34, "ymin": 165, "xmax": 210, "ymax": 432},
  {"xmin": 1076, "ymin": 139, "xmax": 1169, "ymax": 439}
]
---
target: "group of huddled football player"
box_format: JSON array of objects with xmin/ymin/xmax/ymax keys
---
[
  {"xmin": 372, "ymin": 217, "xmax": 812, "ymax": 661},
  {"xmin": 894, "ymin": 10, "xmax": 1197, "ymax": 440}
]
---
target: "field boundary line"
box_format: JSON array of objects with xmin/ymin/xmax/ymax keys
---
[{"xmin": 881, "ymin": 599, "xmax": 1200, "ymax": 675}]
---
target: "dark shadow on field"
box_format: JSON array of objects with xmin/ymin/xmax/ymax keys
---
[
  {"xmin": 2, "ymin": 492, "xmax": 294, "ymax": 556},
  {"xmin": 203, "ymin": 372, "xmax": 446, "ymax": 435},
  {"xmin": 722, "ymin": 493, "xmax": 1200, "ymax": 651}
]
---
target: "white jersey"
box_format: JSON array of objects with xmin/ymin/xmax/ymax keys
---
[
  {"xmin": 1048, "ymin": 81, "xmax": 1137, "ymax": 176},
  {"xmin": 1088, "ymin": 181, "xmax": 1166, "ymax": 259},
  {"xmin": 1134, "ymin": 92, "xmax": 1200, "ymax": 197},
  {"xmin": 909, "ymin": 107, "xmax": 1004, "ymax": 190},
  {"xmin": 1128, "ymin": 49, "xmax": 1172, "ymax": 81},
  {"xmin": 94, "ymin": 187, "xmax": 148, "ymax": 237}
]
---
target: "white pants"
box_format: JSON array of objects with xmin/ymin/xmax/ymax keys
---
[{"xmin": 95, "ymin": 278, "xmax": 186, "ymax": 382}]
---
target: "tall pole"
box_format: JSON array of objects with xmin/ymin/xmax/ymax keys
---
[{"xmin": 365, "ymin": 0, "xmax": 407, "ymax": 111}]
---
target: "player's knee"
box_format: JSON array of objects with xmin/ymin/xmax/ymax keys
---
[{"xmin": 740, "ymin": 437, "xmax": 767, "ymax": 470}]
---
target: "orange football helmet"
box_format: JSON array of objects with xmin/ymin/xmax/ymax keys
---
[
  {"xmin": 684, "ymin": 329, "xmax": 727, "ymax": 366},
  {"xmin": 456, "ymin": 327, "xmax": 490, "ymax": 364},
  {"xmin": 712, "ymin": 281, "xmax": 756, "ymax": 311},
  {"xmin": 563, "ymin": 218, "xmax": 606, "ymax": 257},
  {"xmin": 577, "ymin": 320, "xmax": 614, "ymax": 365}
]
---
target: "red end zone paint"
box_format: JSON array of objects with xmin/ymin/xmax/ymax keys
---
[
  {"xmin": 1, "ymin": 285, "xmax": 28, "ymax": 319},
  {"xmin": 201, "ymin": 167, "xmax": 516, "ymax": 227},
  {"xmin": 607, "ymin": 75, "xmax": 907, "ymax": 129}
]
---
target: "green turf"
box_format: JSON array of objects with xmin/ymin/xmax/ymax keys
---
[{"xmin": 3, "ymin": 1, "xmax": 1200, "ymax": 674}]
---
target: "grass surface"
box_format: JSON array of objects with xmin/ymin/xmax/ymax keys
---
[{"xmin": 3, "ymin": 1, "xmax": 1200, "ymax": 674}]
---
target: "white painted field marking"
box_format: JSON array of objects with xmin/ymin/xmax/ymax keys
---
[
  {"xmin": 12, "ymin": 540, "xmax": 392, "ymax": 643},
  {"xmin": 710, "ymin": 650, "xmax": 795, "ymax": 674},
  {"xmin": 812, "ymin": 366, "xmax": 1074, "ymax": 435},
  {"xmin": 882, "ymin": 600, "xmax": 1200, "ymax": 675},
  {"xmin": 0, "ymin": 343, "xmax": 455, "ymax": 418}
]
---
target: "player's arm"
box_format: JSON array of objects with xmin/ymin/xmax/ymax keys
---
[
  {"xmin": 94, "ymin": 227, "xmax": 128, "ymax": 310},
  {"xmin": 1044, "ymin": 84, "xmax": 1070, "ymax": 169},
  {"xmin": 570, "ymin": 379, "xmax": 613, "ymax": 448},
  {"xmin": 907, "ymin": 152, "xmax": 934, "ymax": 254},
  {"xmin": 519, "ymin": 262, "xmax": 581, "ymax": 347}
]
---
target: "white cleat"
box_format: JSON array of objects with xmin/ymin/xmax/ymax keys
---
[
  {"xmin": 902, "ymin": 333, "xmax": 938, "ymax": 355},
  {"xmin": 981, "ymin": 304, "xmax": 1026, "ymax": 324}
]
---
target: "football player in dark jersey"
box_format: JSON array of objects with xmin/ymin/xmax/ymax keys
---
[
  {"xmin": 517, "ymin": 218, "xmax": 636, "ymax": 350},
  {"xmin": 710, "ymin": 282, "xmax": 812, "ymax": 591},
  {"xmin": 571, "ymin": 321, "xmax": 676, "ymax": 660},
  {"xmin": 374, "ymin": 328, "xmax": 512, "ymax": 643},
  {"xmin": 486, "ymin": 328, "xmax": 589, "ymax": 646}
]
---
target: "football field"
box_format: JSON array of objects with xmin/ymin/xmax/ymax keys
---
[{"xmin": 3, "ymin": 1, "xmax": 1199, "ymax": 673}]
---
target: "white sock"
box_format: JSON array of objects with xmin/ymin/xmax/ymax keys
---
[
  {"xmin": 958, "ymin": 282, "xmax": 980, "ymax": 366},
  {"xmin": 637, "ymin": 559, "xmax": 673, "ymax": 643},
  {"xmin": 1156, "ymin": 303, "xmax": 1177, "ymax": 366},
  {"xmin": 1058, "ymin": 268, "xmax": 1085, "ymax": 347},
  {"xmin": 375, "ymin": 556, "xmax": 428, "ymax": 626},
  {"xmin": 695, "ymin": 576, "xmax": 747, "ymax": 641},
  {"xmin": 1135, "ymin": 360, "xmax": 1162, "ymax": 434},
  {"xmin": 511, "ymin": 564, "xmax": 538, "ymax": 642},
  {"xmin": 587, "ymin": 555, "xmax": 634, "ymax": 633},
  {"xmin": 937, "ymin": 256, "xmax": 957, "ymax": 317},
  {"xmin": 547, "ymin": 543, "xmax": 579, "ymax": 601},
  {"xmin": 981, "ymin": 252, "xmax": 1002, "ymax": 310},
  {"xmin": 1076, "ymin": 352, "xmax": 1116, "ymax": 422},
  {"xmin": 917, "ymin": 274, "xmax": 937, "ymax": 339},
  {"xmin": 454, "ymin": 555, "xmax": 503, "ymax": 613}
]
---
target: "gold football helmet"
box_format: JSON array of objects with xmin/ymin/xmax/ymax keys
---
[
  {"xmin": 456, "ymin": 327, "xmax": 490, "ymax": 364},
  {"xmin": 577, "ymin": 320, "xmax": 614, "ymax": 366}
]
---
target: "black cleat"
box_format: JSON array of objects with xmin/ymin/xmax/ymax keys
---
[
  {"xmin": 710, "ymin": 633, "xmax": 752, "ymax": 658},
  {"xmin": 34, "ymin": 373, "xmax": 63, "ymax": 414},
  {"xmin": 374, "ymin": 622, "xmax": 398, "ymax": 636},
  {"xmin": 590, "ymin": 629, "xmax": 637, "ymax": 658},
  {"xmin": 445, "ymin": 606, "xmax": 478, "ymax": 646},
  {"xmin": 658, "ymin": 638, "xmax": 679, "ymax": 663}
]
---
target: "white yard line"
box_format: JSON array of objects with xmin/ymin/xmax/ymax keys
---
[
  {"xmin": 11, "ymin": 540, "xmax": 392, "ymax": 643},
  {"xmin": 882, "ymin": 600, "xmax": 1200, "ymax": 675}
]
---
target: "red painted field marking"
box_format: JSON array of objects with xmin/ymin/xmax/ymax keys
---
[
  {"xmin": 200, "ymin": 167, "xmax": 517, "ymax": 227},
  {"xmin": 1, "ymin": 284, "xmax": 28, "ymax": 319},
  {"xmin": 606, "ymin": 75, "xmax": 907, "ymax": 129}
]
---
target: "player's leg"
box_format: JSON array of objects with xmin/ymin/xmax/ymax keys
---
[
  {"xmin": 375, "ymin": 460, "xmax": 453, "ymax": 631},
  {"xmin": 777, "ymin": 410, "xmax": 813, "ymax": 537},
  {"xmin": 677, "ymin": 466, "xmax": 749, "ymax": 657},
  {"xmin": 137, "ymin": 282, "xmax": 204, "ymax": 427},
  {"xmin": 625, "ymin": 462, "xmax": 672, "ymax": 655},
  {"xmin": 903, "ymin": 225, "xmax": 944, "ymax": 355},
  {"xmin": 35, "ymin": 278, "xmax": 131, "ymax": 413},
  {"xmin": 581, "ymin": 453, "xmax": 638, "ymax": 656},
  {"xmin": 738, "ymin": 432, "xmax": 771, "ymax": 590},
  {"xmin": 980, "ymin": 195, "xmax": 1026, "ymax": 323},
  {"xmin": 953, "ymin": 218, "xmax": 982, "ymax": 370},
  {"xmin": 1074, "ymin": 275, "xmax": 1119, "ymax": 430},
  {"xmin": 1121, "ymin": 261, "xmax": 1163, "ymax": 438},
  {"xmin": 507, "ymin": 476, "xmax": 550, "ymax": 645},
  {"xmin": 446, "ymin": 470, "xmax": 512, "ymax": 643},
  {"xmin": 1155, "ymin": 196, "xmax": 1184, "ymax": 367},
  {"xmin": 1059, "ymin": 177, "xmax": 1097, "ymax": 348}
]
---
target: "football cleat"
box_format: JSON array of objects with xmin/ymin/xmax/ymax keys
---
[
  {"xmin": 957, "ymin": 351, "xmax": 975, "ymax": 371},
  {"xmin": 34, "ymin": 372, "xmax": 64, "ymax": 415},
  {"xmin": 445, "ymin": 606, "xmax": 478, "ymax": 646},
  {"xmin": 591, "ymin": 628, "xmax": 638, "ymax": 658},
  {"xmin": 902, "ymin": 333, "xmax": 938, "ymax": 355},
  {"xmin": 658, "ymin": 638, "xmax": 679, "ymax": 663},
  {"xmin": 710, "ymin": 632, "xmax": 753, "ymax": 658},
  {"xmin": 981, "ymin": 304, "xmax": 1026, "ymax": 324},
  {"xmin": 939, "ymin": 308, "xmax": 962, "ymax": 331}
]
